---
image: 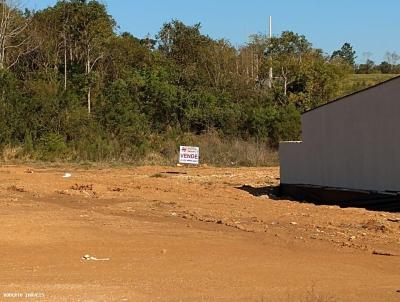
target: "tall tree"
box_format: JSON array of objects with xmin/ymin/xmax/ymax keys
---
[
  {"xmin": 157, "ymin": 20, "xmax": 213, "ymax": 87},
  {"xmin": 331, "ymin": 43, "xmax": 356, "ymax": 67},
  {"xmin": 66, "ymin": 0, "xmax": 115, "ymax": 114},
  {"xmin": 385, "ymin": 51, "xmax": 399, "ymax": 72},
  {"xmin": 0, "ymin": 0, "xmax": 33, "ymax": 70},
  {"xmin": 265, "ymin": 31, "xmax": 312, "ymax": 96}
]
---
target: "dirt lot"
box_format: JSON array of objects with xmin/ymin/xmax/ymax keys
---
[{"xmin": 0, "ymin": 165, "xmax": 399, "ymax": 302}]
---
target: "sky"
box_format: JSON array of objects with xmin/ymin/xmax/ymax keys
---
[{"xmin": 26, "ymin": 0, "xmax": 400, "ymax": 64}]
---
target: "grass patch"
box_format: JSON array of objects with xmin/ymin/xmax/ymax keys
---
[
  {"xmin": 336, "ymin": 73, "xmax": 398, "ymax": 98},
  {"xmin": 151, "ymin": 130, "xmax": 278, "ymax": 167},
  {"xmin": 0, "ymin": 131, "xmax": 278, "ymax": 167}
]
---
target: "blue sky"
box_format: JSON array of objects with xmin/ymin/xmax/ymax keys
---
[{"xmin": 26, "ymin": 0, "xmax": 400, "ymax": 63}]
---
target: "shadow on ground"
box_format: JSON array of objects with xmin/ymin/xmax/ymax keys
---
[
  {"xmin": 237, "ymin": 184, "xmax": 400, "ymax": 213},
  {"xmin": 236, "ymin": 185, "xmax": 281, "ymax": 200}
]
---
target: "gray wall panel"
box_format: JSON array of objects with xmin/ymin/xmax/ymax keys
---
[{"xmin": 280, "ymin": 77, "xmax": 400, "ymax": 192}]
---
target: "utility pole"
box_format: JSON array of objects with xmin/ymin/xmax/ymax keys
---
[{"xmin": 268, "ymin": 16, "xmax": 273, "ymax": 89}]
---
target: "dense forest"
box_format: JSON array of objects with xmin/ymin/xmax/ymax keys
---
[{"xmin": 0, "ymin": 0, "xmax": 394, "ymax": 164}]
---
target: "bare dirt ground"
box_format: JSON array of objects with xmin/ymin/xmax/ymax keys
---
[{"xmin": 0, "ymin": 165, "xmax": 399, "ymax": 302}]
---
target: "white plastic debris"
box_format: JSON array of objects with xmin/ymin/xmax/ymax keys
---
[
  {"xmin": 82, "ymin": 254, "xmax": 110, "ymax": 261},
  {"xmin": 63, "ymin": 173, "xmax": 72, "ymax": 178}
]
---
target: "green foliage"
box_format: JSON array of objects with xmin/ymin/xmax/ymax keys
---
[
  {"xmin": 38, "ymin": 133, "xmax": 68, "ymax": 161},
  {"xmin": 158, "ymin": 20, "xmax": 210, "ymax": 67},
  {"xmin": 0, "ymin": 1, "xmax": 359, "ymax": 164},
  {"xmin": 331, "ymin": 43, "xmax": 356, "ymax": 67},
  {"xmin": 244, "ymin": 100, "xmax": 278, "ymax": 139},
  {"xmin": 100, "ymin": 78, "xmax": 149, "ymax": 149},
  {"xmin": 266, "ymin": 31, "xmax": 312, "ymax": 56},
  {"xmin": 23, "ymin": 132, "xmax": 34, "ymax": 155},
  {"xmin": 184, "ymin": 90, "xmax": 241, "ymax": 134},
  {"xmin": 275, "ymin": 103, "xmax": 302, "ymax": 143}
]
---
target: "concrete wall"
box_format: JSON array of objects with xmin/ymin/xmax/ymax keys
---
[{"xmin": 279, "ymin": 76, "xmax": 400, "ymax": 192}]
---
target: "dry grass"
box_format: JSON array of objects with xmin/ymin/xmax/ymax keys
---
[
  {"xmin": 0, "ymin": 132, "xmax": 278, "ymax": 167},
  {"xmin": 1, "ymin": 146, "xmax": 23, "ymax": 161},
  {"xmin": 197, "ymin": 133, "xmax": 278, "ymax": 166},
  {"xmin": 149, "ymin": 130, "xmax": 278, "ymax": 167}
]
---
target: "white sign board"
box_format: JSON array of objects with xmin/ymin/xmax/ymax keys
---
[{"xmin": 179, "ymin": 146, "xmax": 199, "ymax": 165}]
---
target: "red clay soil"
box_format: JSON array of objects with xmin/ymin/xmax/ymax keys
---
[{"xmin": 0, "ymin": 165, "xmax": 399, "ymax": 301}]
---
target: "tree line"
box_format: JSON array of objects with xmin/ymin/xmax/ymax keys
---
[
  {"xmin": 0, "ymin": 0, "xmax": 364, "ymax": 161},
  {"xmin": 356, "ymin": 52, "xmax": 400, "ymax": 74},
  {"xmin": 330, "ymin": 43, "xmax": 400, "ymax": 74}
]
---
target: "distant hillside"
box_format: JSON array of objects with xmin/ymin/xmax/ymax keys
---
[{"xmin": 336, "ymin": 73, "xmax": 398, "ymax": 98}]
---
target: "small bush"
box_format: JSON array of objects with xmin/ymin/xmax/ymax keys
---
[
  {"xmin": 1, "ymin": 145, "xmax": 24, "ymax": 161},
  {"xmin": 38, "ymin": 133, "xmax": 68, "ymax": 161}
]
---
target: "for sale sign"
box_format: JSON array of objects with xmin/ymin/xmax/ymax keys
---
[{"xmin": 179, "ymin": 146, "xmax": 199, "ymax": 165}]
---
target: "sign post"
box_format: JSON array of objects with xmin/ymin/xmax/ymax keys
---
[{"xmin": 179, "ymin": 146, "xmax": 199, "ymax": 165}]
